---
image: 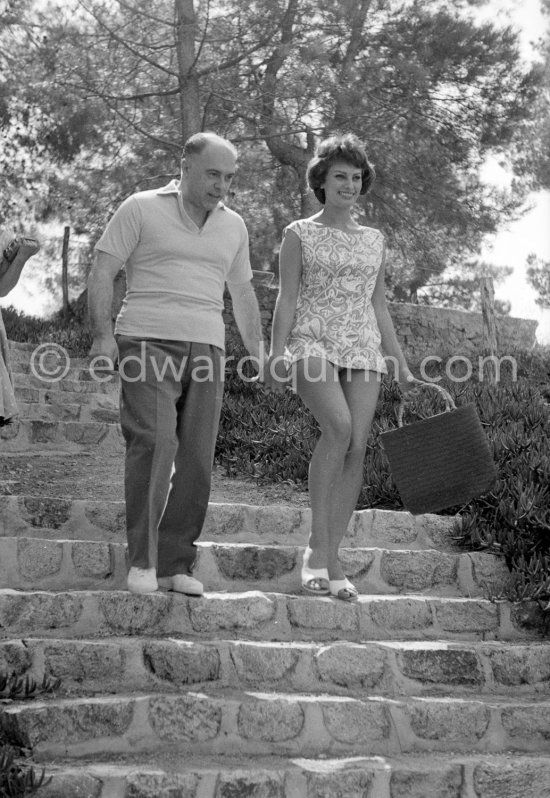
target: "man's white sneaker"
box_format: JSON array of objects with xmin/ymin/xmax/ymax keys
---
[
  {"xmin": 158, "ymin": 574, "xmax": 203, "ymax": 596},
  {"xmin": 127, "ymin": 567, "xmax": 158, "ymax": 594}
]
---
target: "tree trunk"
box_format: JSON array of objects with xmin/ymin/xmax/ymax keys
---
[
  {"xmin": 174, "ymin": 0, "xmax": 202, "ymax": 144},
  {"xmin": 333, "ymin": 0, "xmax": 373, "ymax": 128},
  {"xmin": 61, "ymin": 226, "xmax": 70, "ymax": 318},
  {"xmin": 259, "ymin": 0, "xmax": 316, "ymax": 216}
]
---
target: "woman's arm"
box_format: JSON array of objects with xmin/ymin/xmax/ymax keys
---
[
  {"xmin": 265, "ymin": 228, "xmax": 303, "ymax": 391},
  {"xmin": 0, "ymin": 238, "xmax": 40, "ymax": 298},
  {"xmin": 371, "ymin": 242, "xmax": 417, "ymax": 389}
]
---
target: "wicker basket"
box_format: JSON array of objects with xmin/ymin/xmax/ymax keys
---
[{"xmin": 380, "ymin": 382, "xmax": 497, "ymax": 515}]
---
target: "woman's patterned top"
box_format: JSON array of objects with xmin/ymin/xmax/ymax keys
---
[{"xmin": 284, "ymin": 218, "xmax": 388, "ymax": 373}]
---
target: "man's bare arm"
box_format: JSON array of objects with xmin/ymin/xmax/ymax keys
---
[
  {"xmin": 87, "ymin": 251, "xmax": 124, "ymax": 363},
  {"xmin": 227, "ymin": 280, "xmax": 266, "ymax": 367}
]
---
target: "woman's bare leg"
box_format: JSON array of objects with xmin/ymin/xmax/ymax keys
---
[
  {"xmin": 326, "ymin": 369, "xmax": 381, "ymax": 580},
  {"xmin": 294, "ymin": 358, "xmax": 352, "ymax": 571}
]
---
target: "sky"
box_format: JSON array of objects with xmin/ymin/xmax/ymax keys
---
[
  {"xmin": 1, "ymin": 0, "xmax": 549, "ymax": 344},
  {"xmin": 476, "ymin": 0, "xmax": 550, "ymax": 345}
]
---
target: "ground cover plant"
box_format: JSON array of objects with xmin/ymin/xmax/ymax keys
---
[
  {"xmin": 0, "ymin": 670, "xmax": 60, "ymax": 796},
  {"xmin": 2, "ymin": 307, "xmax": 92, "ymax": 356},
  {"xmin": 0, "ymin": 746, "xmax": 49, "ymax": 798}
]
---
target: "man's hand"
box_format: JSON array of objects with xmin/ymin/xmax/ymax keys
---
[{"xmin": 88, "ymin": 333, "xmax": 118, "ymax": 371}]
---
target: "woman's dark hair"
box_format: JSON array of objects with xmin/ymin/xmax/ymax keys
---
[{"xmin": 307, "ymin": 133, "xmax": 375, "ymax": 204}]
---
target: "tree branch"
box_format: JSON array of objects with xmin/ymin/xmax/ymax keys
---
[{"xmin": 77, "ymin": 0, "xmax": 178, "ymax": 78}]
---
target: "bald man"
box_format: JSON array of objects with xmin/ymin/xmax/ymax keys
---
[{"xmin": 88, "ymin": 132, "xmax": 265, "ymax": 595}]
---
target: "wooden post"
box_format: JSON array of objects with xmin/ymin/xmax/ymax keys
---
[
  {"xmin": 61, "ymin": 226, "xmax": 70, "ymax": 317},
  {"xmin": 480, "ymin": 275, "xmax": 497, "ymax": 384}
]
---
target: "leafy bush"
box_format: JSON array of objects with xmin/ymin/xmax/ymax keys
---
[
  {"xmin": 2, "ymin": 306, "xmax": 91, "ymax": 356},
  {"xmin": 0, "ymin": 673, "xmax": 61, "ymax": 701},
  {"xmin": 454, "ymin": 362, "xmax": 550, "ymax": 612},
  {"xmin": 0, "ymin": 747, "xmax": 50, "ymax": 798}
]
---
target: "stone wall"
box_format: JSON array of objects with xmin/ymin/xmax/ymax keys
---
[{"xmin": 223, "ymin": 283, "xmax": 538, "ymax": 362}]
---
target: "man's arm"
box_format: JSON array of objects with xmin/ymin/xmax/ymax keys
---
[
  {"xmin": 227, "ymin": 280, "xmax": 266, "ymax": 367},
  {"xmin": 87, "ymin": 250, "xmax": 125, "ymax": 364}
]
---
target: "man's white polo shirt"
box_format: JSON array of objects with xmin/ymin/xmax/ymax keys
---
[{"xmin": 95, "ymin": 180, "xmax": 252, "ymax": 349}]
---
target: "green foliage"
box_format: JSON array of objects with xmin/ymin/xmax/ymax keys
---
[
  {"xmin": 0, "ymin": 672, "xmax": 61, "ymax": 701},
  {"xmin": 453, "ymin": 361, "xmax": 550, "ymax": 611},
  {"xmin": 217, "ymin": 379, "xmax": 318, "ymax": 483},
  {"xmin": 414, "ymin": 259, "xmax": 513, "ymax": 314},
  {"xmin": 0, "ymin": 668, "xmax": 60, "ymax": 796},
  {"xmin": 2, "ymin": 306, "xmax": 92, "ymax": 356},
  {"xmin": 526, "ymin": 253, "xmax": 550, "ymax": 308},
  {"xmin": 0, "ymin": 747, "xmax": 50, "ymax": 798}
]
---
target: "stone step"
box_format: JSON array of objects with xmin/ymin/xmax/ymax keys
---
[
  {"xmin": 13, "ymin": 370, "xmax": 118, "ymax": 396},
  {"xmin": 14, "ymin": 400, "xmax": 120, "ymax": 424},
  {"xmin": 12, "ymin": 363, "xmax": 119, "ymax": 393},
  {"xmin": 14, "ymin": 384, "xmax": 118, "ymax": 408},
  {"xmin": 0, "ymin": 537, "xmax": 510, "ymax": 597},
  {"xmin": 8, "ymin": 341, "xmax": 38, "ymax": 352},
  {"xmin": 8, "ymin": 344, "xmax": 90, "ymax": 369},
  {"xmin": 16, "ymin": 751, "xmax": 550, "ymax": 798},
  {"xmin": 0, "ymin": 417, "xmax": 123, "ymax": 452},
  {"xmin": 0, "ymin": 589, "xmax": 538, "ymax": 642},
  {"xmin": 2, "ymin": 687, "xmax": 550, "ymax": 759},
  {"xmin": 8, "ymin": 345, "xmax": 116, "ymax": 382},
  {"xmin": 0, "ymin": 496, "xmax": 460, "ymax": 550},
  {"xmin": 2, "ymin": 636, "xmax": 549, "ymax": 699},
  {"xmin": 10, "ymin": 358, "xmax": 93, "ymax": 381}
]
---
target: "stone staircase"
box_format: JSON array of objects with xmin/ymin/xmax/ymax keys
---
[
  {"xmin": 1, "ymin": 343, "xmax": 122, "ymax": 452},
  {"xmin": 1, "ymin": 340, "xmax": 550, "ymax": 798}
]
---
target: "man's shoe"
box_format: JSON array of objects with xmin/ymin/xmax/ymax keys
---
[
  {"xmin": 127, "ymin": 567, "xmax": 158, "ymax": 594},
  {"xmin": 158, "ymin": 574, "xmax": 203, "ymax": 596}
]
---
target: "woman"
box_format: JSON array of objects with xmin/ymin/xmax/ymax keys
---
[
  {"xmin": 265, "ymin": 133, "xmax": 417, "ymax": 601},
  {"xmin": 0, "ymin": 235, "xmax": 40, "ymax": 425}
]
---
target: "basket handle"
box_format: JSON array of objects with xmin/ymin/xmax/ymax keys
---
[{"xmin": 397, "ymin": 381, "xmax": 456, "ymax": 428}]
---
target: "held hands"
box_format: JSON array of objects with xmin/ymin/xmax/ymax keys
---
[
  {"xmin": 262, "ymin": 354, "xmax": 291, "ymax": 394},
  {"xmin": 236, "ymin": 351, "xmax": 289, "ymax": 393}
]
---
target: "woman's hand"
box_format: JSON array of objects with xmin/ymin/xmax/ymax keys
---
[
  {"xmin": 17, "ymin": 237, "xmax": 40, "ymax": 261},
  {"xmin": 396, "ymin": 370, "xmax": 422, "ymax": 394},
  {"xmin": 0, "ymin": 236, "xmax": 41, "ymax": 297}
]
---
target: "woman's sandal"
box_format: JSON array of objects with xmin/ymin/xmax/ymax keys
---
[
  {"xmin": 329, "ymin": 578, "xmax": 358, "ymax": 602},
  {"xmin": 301, "ymin": 548, "xmax": 329, "ymax": 595}
]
